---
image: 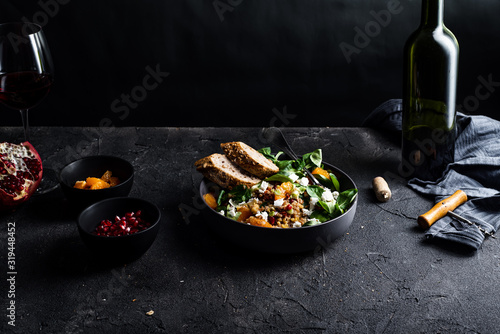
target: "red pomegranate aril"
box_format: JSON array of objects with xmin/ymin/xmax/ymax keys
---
[
  {"xmin": 93, "ymin": 210, "xmax": 151, "ymax": 237},
  {"xmin": 1, "ymin": 175, "xmax": 25, "ymax": 195}
]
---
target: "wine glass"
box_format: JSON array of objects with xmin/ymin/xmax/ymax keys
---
[{"xmin": 0, "ymin": 22, "xmax": 57, "ymax": 193}]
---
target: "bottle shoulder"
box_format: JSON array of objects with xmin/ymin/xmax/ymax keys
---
[
  {"xmin": 404, "ymin": 26, "xmax": 459, "ymax": 52},
  {"xmin": 443, "ymin": 25, "xmax": 459, "ymax": 45}
]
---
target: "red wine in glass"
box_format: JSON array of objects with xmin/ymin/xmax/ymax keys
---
[
  {"xmin": 0, "ymin": 22, "xmax": 54, "ymax": 142},
  {"xmin": 0, "ymin": 71, "xmax": 53, "ymax": 110}
]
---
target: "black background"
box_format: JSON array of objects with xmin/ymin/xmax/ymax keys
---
[{"xmin": 1, "ymin": 0, "xmax": 499, "ymax": 128}]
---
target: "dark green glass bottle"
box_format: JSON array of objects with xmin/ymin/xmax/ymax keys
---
[{"xmin": 401, "ymin": 0, "xmax": 459, "ymax": 180}]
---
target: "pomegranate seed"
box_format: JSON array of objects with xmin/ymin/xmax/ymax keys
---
[{"xmin": 92, "ymin": 210, "xmax": 152, "ymax": 237}]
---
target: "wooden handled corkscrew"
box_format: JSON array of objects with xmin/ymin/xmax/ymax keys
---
[
  {"xmin": 417, "ymin": 190, "xmax": 468, "ymax": 229},
  {"xmin": 417, "ymin": 190, "xmax": 496, "ymax": 238}
]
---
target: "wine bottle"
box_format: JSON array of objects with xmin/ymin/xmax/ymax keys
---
[{"xmin": 401, "ymin": 0, "xmax": 459, "ymax": 180}]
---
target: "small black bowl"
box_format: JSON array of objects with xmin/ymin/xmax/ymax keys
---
[
  {"xmin": 59, "ymin": 156, "xmax": 134, "ymax": 209},
  {"xmin": 199, "ymin": 161, "xmax": 357, "ymax": 254},
  {"xmin": 77, "ymin": 197, "xmax": 161, "ymax": 263}
]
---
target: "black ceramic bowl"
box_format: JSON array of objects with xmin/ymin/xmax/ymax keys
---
[
  {"xmin": 77, "ymin": 197, "xmax": 161, "ymax": 263},
  {"xmin": 59, "ymin": 156, "xmax": 134, "ymax": 208},
  {"xmin": 199, "ymin": 161, "xmax": 357, "ymax": 254}
]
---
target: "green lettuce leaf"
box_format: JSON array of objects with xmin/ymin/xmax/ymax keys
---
[{"xmin": 336, "ymin": 189, "xmax": 358, "ymax": 211}]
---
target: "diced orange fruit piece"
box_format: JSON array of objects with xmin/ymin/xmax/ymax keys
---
[
  {"xmin": 203, "ymin": 193, "xmax": 218, "ymax": 209},
  {"xmin": 312, "ymin": 167, "xmax": 330, "ymax": 180},
  {"xmin": 85, "ymin": 177, "xmax": 102, "ymax": 186},
  {"xmin": 86, "ymin": 177, "xmax": 111, "ymax": 190},
  {"xmin": 91, "ymin": 182, "xmax": 110, "ymax": 190},
  {"xmin": 101, "ymin": 170, "xmax": 113, "ymax": 183},
  {"xmin": 237, "ymin": 206, "xmax": 252, "ymax": 222},
  {"xmin": 282, "ymin": 181, "xmax": 294, "ymax": 193},
  {"xmin": 275, "ymin": 181, "xmax": 294, "ymax": 200},
  {"xmin": 86, "ymin": 177, "xmax": 102, "ymax": 187},
  {"xmin": 109, "ymin": 176, "xmax": 120, "ymax": 187},
  {"xmin": 74, "ymin": 180, "xmax": 87, "ymax": 189},
  {"xmin": 247, "ymin": 216, "xmax": 274, "ymax": 228}
]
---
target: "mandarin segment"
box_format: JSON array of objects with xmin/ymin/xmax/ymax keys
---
[
  {"xmin": 100, "ymin": 170, "xmax": 113, "ymax": 183},
  {"xmin": 237, "ymin": 206, "xmax": 252, "ymax": 222},
  {"xmin": 87, "ymin": 178, "xmax": 111, "ymax": 190},
  {"xmin": 203, "ymin": 193, "xmax": 218, "ymax": 209},
  {"xmin": 74, "ymin": 180, "xmax": 87, "ymax": 189},
  {"xmin": 312, "ymin": 167, "xmax": 330, "ymax": 180},
  {"xmin": 109, "ymin": 176, "xmax": 120, "ymax": 187},
  {"xmin": 85, "ymin": 177, "xmax": 103, "ymax": 187},
  {"xmin": 247, "ymin": 216, "xmax": 274, "ymax": 228},
  {"xmin": 274, "ymin": 181, "xmax": 294, "ymax": 200}
]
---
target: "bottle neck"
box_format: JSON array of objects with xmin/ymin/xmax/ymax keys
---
[{"xmin": 421, "ymin": 0, "xmax": 444, "ymax": 28}]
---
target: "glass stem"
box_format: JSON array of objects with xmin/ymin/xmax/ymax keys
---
[{"xmin": 20, "ymin": 109, "xmax": 30, "ymax": 142}]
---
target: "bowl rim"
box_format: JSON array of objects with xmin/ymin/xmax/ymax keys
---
[
  {"xmin": 59, "ymin": 155, "xmax": 134, "ymax": 191},
  {"xmin": 199, "ymin": 160, "xmax": 357, "ymax": 231},
  {"xmin": 77, "ymin": 197, "xmax": 161, "ymax": 239}
]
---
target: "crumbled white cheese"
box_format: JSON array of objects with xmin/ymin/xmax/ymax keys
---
[
  {"xmin": 333, "ymin": 191, "xmax": 339, "ymax": 200},
  {"xmin": 247, "ymin": 198, "xmax": 259, "ymax": 207},
  {"xmin": 321, "ymin": 189, "xmax": 334, "ymax": 202},
  {"xmin": 219, "ymin": 210, "xmax": 225, "ymax": 216},
  {"xmin": 259, "ymin": 181, "xmax": 269, "ymax": 193},
  {"xmin": 256, "ymin": 211, "xmax": 268, "ymax": 221},
  {"xmin": 289, "ymin": 173, "xmax": 299, "ymax": 182},
  {"xmin": 309, "ymin": 197, "xmax": 318, "ymax": 210},
  {"xmin": 299, "ymin": 177, "xmax": 310, "ymax": 186},
  {"xmin": 274, "ymin": 198, "xmax": 284, "ymax": 208},
  {"xmin": 303, "ymin": 208, "xmax": 312, "ymax": 216},
  {"xmin": 228, "ymin": 206, "xmax": 237, "ymax": 217},
  {"xmin": 292, "ymin": 222, "xmax": 302, "ymax": 228}
]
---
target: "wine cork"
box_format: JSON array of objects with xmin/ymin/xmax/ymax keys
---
[{"xmin": 372, "ymin": 176, "xmax": 391, "ymax": 202}]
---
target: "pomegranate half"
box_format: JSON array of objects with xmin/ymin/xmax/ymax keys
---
[{"xmin": 0, "ymin": 142, "xmax": 43, "ymax": 210}]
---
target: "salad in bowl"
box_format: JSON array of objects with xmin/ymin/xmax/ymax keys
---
[{"xmin": 196, "ymin": 142, "xmax": 357, "ymax": 229}]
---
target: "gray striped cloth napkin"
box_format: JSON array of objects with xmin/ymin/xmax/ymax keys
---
[{"xmin": 364, "ymin": 99, "xmax": 499, "ymax": 250}]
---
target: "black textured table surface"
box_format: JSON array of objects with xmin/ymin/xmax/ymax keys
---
[{"xmin": 1, "ymin": 127, "xmax": 499, "ymax": 334}]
